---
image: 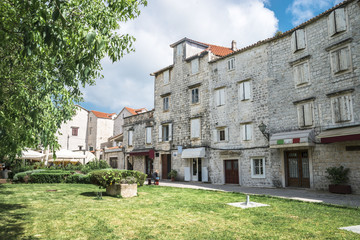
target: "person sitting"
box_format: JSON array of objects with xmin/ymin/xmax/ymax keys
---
[{"xmin": 151, "ymin": 170, "xmax": 159, "ymax": 184}]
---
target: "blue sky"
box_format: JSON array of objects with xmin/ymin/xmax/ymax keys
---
[{"xmin": 80, "ymin": 0, "xmax": 342, "ymax": 114}]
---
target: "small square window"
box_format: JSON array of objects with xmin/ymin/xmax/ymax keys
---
[
  {"xmin": 71, "ymin": 127, "xmax": 79, "ymax": 136},
  {"xmin": 251, "ymin": 157, "xmax": 265, "ymax": 178},
  {"xmin": 215, "ymin": 127, "xmax": 228, "ymax": 142}
]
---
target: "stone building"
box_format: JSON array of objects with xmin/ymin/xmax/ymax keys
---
[
  {"xmin": 56, "ymin": 105, "xmax": 89, "ymax": 151},
  {"xmin": 150, "ymin": 0, "xmax": 360, "ymax": 193},
  {"xmin": 123, "ymin": 110, "xmax": 155, "ymax": 177}
]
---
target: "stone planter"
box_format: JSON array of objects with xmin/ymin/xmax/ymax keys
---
[
  {"xmin": 106, "ymin": 183, "xmax": 137, "ymax": 198},
  {"xmin": 329, "ymin": 184, "xmax": 352, "ymax": 194}
]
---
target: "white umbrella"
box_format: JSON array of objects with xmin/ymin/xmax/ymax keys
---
[
  {"xmin": 84, "ymin": 151, "xmax": 96, "ymax": 164},
  {"xmin": 20, "ymin": 150, "xmax": 45, "ymax": 161},
  {"xmin": 49, "ymin": 149, "xmax": 86, "ymax": 159}
]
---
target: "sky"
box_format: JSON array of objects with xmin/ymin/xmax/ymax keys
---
[{"xmin": 80, "ymin": 0, "xmax": 343, "ymax": 114}]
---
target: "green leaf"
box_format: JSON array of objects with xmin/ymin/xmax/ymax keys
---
[
  {"xmin": 52, "ymin": 9, "xmax": 60, "ymax": 22},
  {"xmin": 86, "ymin": 32, "xmax": 96, "ymax": 45}
]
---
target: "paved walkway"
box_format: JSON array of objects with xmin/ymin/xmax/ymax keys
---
[{"xmin": 156, "ymin": 181, "xmax": 360, "ymax": 208}]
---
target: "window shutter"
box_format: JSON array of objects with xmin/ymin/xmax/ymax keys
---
[
  {"xmin": 328, "ymin": 11, "xmax": 336, "ymax": 36},
  {"xmin": 163, "ymin": 70, "xmax": 169, "ymax": 84},
  {"xmin": 168, "ymin": 123, "xmax": 172, "ymax": 141},
  {"xmin": 247, "ymin": 124, "xmax": 252, "ymax": 140},
  {"xmin": 146, "ymin": 127, "xmax": 152, "ymax": 144},
  {"xmin": 244, "ymin": 81, "xmax": 251, "ymax": 100},
  {"xmin": 158, "ymin": 125, "xmax": 162, "ymax": 142},
  {"xmin": 298, "ymin": 105, "xmax": 305, "ymax": 127},
  {"xmin": 340, "ymin": 96, "xmax": 351, "ymax": 122},
  {"xmin": 193, "ymin": 119, "xmax": 200, "ymax": 138},
  {"xmin": 239, "ymin": 83, "xmax": 244, "ymax": 100},
  {"xmin": 333, "ymin": 98, "xmax": 341, "ymax": 122},
  {"xmin": 225, "ymin": 127, "xmax": 229, "ymax": 141},
  {"xmin": 335, "ymin": 8, "xmax": 346, "ymax": 33},
  {"xmin": 191, "ymin": 59, "xmax": 199, "ymax": 74},
  {"xmin": 213, "ymin": 129, "xmax": 218, "ymax": 142},
  {"xmin": 345, "ymin": 95, "xmax": 352, "ymax": 121},
  {"xmin": 297, "ymin": 29, "xmax": 306, "ymax": 50},
  {"xmin": 331, "ymin": 51, "xmax": 340, "ymax": 74},
  {"xmin": 294, "ymin": 65, "xmax": 300, "ymax": 85},
  {"xmin": 220, "ymin": 88, "xmax": 225, "ymax": 105},
  {"xmin": 291, "ymin": 31, "xmax": 297, "ymax": 53},
  {"xmin": 339, "ymin": 47, "xmax": 350, "ymax": 71},
  {"xmin": 215, "ymin": 90, "xmax": 220, "ymax": 106},
  {"xmin": 304, "ymin": 103, "xmax": 313, "ymax": 126},
  {"xmin": 302, "ymin": 62, "xmax": 309, "ymax": 84}
]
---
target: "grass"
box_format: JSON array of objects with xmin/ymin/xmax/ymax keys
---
[{"xmin": 0, "ymin": 184, "xmax": 359, "ymax": 240}]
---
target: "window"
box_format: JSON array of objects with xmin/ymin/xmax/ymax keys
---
[
  {"xmin": 191, "ymin": 58, "xmax": 199, "ymax": 74},
  {"xmin": 146, "ymin": 127, "xmax": 152, "ymax": 144},
  {"xmin": 128, "ymin": 130, "xmax": 133, "ymax": 146},
  {"xmin": 291, "ymin": 29, "xmax": 306, "ymax": 52},
  {"xmin": 297, "ymin": 102, "xmax": 314, "ymax": 127},
  {"xmin": 89, "ymin": 146, "xmax": 94, "ymax": 151},
  {"xmin": 159, "ymin": 123, "xmax": 172, "ymax": 142},
  {"xmin": 228, "ymin": 58, "xmax": 235, "ymax": 70},
  {"xmin": 110, "ymin": 157, "xmax": 118, "ymax": 169},
  {"xmin": 293, "ymin": 62, "xmax": 309, "ymax": 86},
  {"xmin": 163, "ymin": 97, "xmax": 169, "ymax": 111},
  {"xmin": 89, "ymin": 127, "xmax": 92, "ymax": 135},
  {"xmin": 163, "ymin": 70, "xmax": 170, "ymax": 84},
  {"xmin": 191, "ymin": 118, "xmax": 201, "ymax": 139},
  {"xmin": 215, "ymin": 88, "xmax": 226, "ymax": 106},
  {"xmin": 330, "ymin": 46, "xmax": 351, "ymax": 74},
  {"xmin": 191, "ymin": 88, "xmax": 199, "ymax": 104},
  {"xmin": 332, "ymin": 95, "xmax": 352, "ymax": 123},
  {"xmin": 177, "ymin": 44, "xmax": 183, "ymax": 57},
  {"xmin": 215, "ymin": 127, "xmax": 228, "ymax": 142},
  {"xmin": 89, "ymin": 117, "xmax": 92, "ymax": 122},
  {"xmin": 241, "ymin": 123, "xmax": 252, "ymax": 141},
  {"xmin": 251, "ymin": 157, "xmax": 265, "ymax": 178},
  {"xmin": 78, "ymin": 146, "xmax": 83, "ymax": 151},
  {"xmin": 71, "ymin": 127, "xmax": 79, "ymax": 136},
  {"xmin": 239, "ymin": 81, "xmax": 251, "ymax": 101},
  {"xmin": 328, "ymin": 8, "xmax": 346, "ymax": 36}
]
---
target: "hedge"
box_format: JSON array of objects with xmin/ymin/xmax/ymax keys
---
[
  {"xmin": 65, "ymin": 173, "xmax": 91, "ymax": 184},
  {"xmin": 30, "ymin": 172, "xmax": 71, "ymax": 183},
  {"xmin": 90, "ymin": 169, "xmax": 146, "ymax": 188},
  {"xmin": 13, "ymin": 169, "xmax": 45, "ymax": 183}
]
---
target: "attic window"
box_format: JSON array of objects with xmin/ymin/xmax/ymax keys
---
[{"xmin": 228, "ymin": 58, "xmax": 235, "ymax": 70}]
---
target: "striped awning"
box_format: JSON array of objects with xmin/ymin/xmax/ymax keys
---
[
  {"xmin": 317, "ymin": 126, "xmax": 360, "ymax": 143},
  {"xmin": 270, "ymin": 130, "xmax": 315, "ymax": 148}
]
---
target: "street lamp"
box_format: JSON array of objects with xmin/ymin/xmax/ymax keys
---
[{"xmin": 258, "ymin": 122, "xmax": 269, "ymax": 140}]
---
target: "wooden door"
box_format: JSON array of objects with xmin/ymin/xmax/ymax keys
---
[
  {"xmin": 145, "ymin": 156, "xmax": 153, "ymax": 178},
  {"xmin": 225, "ymin": 160, "xmax": 239, "ymax": 184},
  {"xmin": 161, "ymin": 154, "xmax": 171, "ymax": 179},
  {"xmin": 286, "ymin": 151, "xmax": 310, "ymax": 188}
]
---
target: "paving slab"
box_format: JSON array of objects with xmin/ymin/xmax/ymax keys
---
[
  {"xmin": 157, "ymin": 181, "xmax": 360, "ymax": 208},
  {"xmin": 339, "ymin": 225, "xmax": 360, "ymax": 234}
]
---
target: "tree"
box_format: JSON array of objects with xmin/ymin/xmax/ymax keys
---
[{"xmin": 0, "ymin": 0, "xmax": 147, "ymax": 161}]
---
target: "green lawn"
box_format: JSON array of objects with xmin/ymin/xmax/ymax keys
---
[{"xmin": 0, "ymin": 184, "xmax": 359, "ymax": 240}]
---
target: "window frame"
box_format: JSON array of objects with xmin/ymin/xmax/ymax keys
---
[
  {"xmin": 241, "ymin": 123, "xmax": 252, "ymax": 141},
  {"xmin": 297, "ymin": 102, "xmax": 314, "ymax": 128},
  {"xmin": 159, "ymin": 123, "xmax": 172, "ymax": 142},
  {"xmin": 216, "ymin": 127, "xmax": 229, "ymax": 142},
  {"xmin": 71, "ymin": 127, "xmax": 79, "ymax": 136},
  {"xmin": 239, "ymin": 80, "xmax": 251, "ymax": 101},
  {"xmin": 291, "ymin": 29, "xmax": 306, "ymax": 53},
  {"xmin": 163, "ymin": 70, "xmax": 170, "ymax": 85},
  {"xmin": 251, "ymin": 157, "xmax": 266, "ymax": 178},
  {"xmin": 145, "ymin": 127, "xmax": 152, "ymax": 144},
  {"xmin": 128, "ymin": 130, "xmax": 134, "ymax": 146},
  {"xmin": 190, "ymin": 118, "xmax": 201, "ymax": 139},
  {"xmin": 215, "ymin": 87, "xmax": 226, "ymax": 106},
  {"xmin": 191, "ymin": 88, "xmax": 199, "ymax": 104},
  {"xmin": 191, "ymin": 58, "xmax": 199, "ymax": 74},
  {"xmin": 293, "ymin": 61, "xmax": 310, "ymax": 87},
  {"xmin": 330, "ymin": 45, "xmax": 352, "ymax": 75},
  {"xmin": 227, "ymin": 58, "xmax": 235, "ymax": 71},
  {"xmin": 328, "ymin": 8, "xmax": 347, "ymax": 37},
  {"xmin": 331, "ymin": 94, "xmax": 352, "ymax": 123},
  {"xmin": 163, "ymin": 96, "xmax": 169, "ymax": 111}
]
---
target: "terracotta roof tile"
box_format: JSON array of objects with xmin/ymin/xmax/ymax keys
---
[
  {"xmin": 91, "ymin": 110, "xmax": 116, "ymax": 119},
  {"xmin": 124, "ymin": 107, "xmax": 147, "ymax": 115}
]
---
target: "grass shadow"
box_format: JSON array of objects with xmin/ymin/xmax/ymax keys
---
[
  {"xmin": 80, "ymin": 191, "xmax": 99, "ymax": 197},
  {"xmin": 0, "ymin": 203, "xmax": 27, "ymax": 240}
]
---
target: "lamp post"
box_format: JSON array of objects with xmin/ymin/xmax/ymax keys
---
[{"xmin": 258, "ymin": 122, "xmax": 269, "ymax": 140}]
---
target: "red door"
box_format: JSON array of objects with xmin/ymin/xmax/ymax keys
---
[
  {"xmin": 225, "ymin": 160, "xmax": 239, "ymax": 184},
  {"xmin": 285, "ymin": 151, "xmax": 310, "ymax": 188},
  {"xmin": 161, "ymin": 154, "xmax": 171, "ymax": 179}
]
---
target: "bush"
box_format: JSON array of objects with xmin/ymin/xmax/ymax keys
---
[
  {"xmin": 326, "ymin": 166, "xmax": 350, "ymax": 185},
  {"xmin": 30, "ymin": 172, "xmax": 71, "ymax": 183},
  {"xmin": 13, "ymin": 169, "xmax": 45, "ymax": 183},
  {"xmin": 80, "ymin": 160, "xmax": 110, "ymax": 174},
  {"xmin": 65, "ymin": 173, "xmax": 91, "ymax": 184},
  {"xmin": 90, "ymin": 169, "xmax": 146, "ymax": 188}
]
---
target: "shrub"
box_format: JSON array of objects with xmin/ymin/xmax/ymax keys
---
[
  {"xmin": 13, "ymin": 169, "xmax": 45, "ymax": 183},
  {"xmin": 30, "ymin": 172, "xmax": 71, "ymax": 183},
  {"xmin": 65, "ymin": 173, "xmax": 91, "ymax": 184},
  {"xmin": 80, "ymin": 160, "xmax": 110, "ymax": 174},
  {"xmin": 90, "ymin": 169, "xmax": 146, "ymax": 188},
  {"xmin": 326, "ymin": 166, "xmax": 350, "ymax": 185}
]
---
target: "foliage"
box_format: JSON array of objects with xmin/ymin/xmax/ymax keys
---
[
  {"xmin": 90, "ymin": 169, "xmax": 146, "ymax": 188},
  {"xmin": 65, "ymin": 173, "xmax": 91, "ymax": 184},
  {"xmin": 326, "ymin": 165, "xmax": 350, "ymax": 185},
  {"xmin": 168, "ymin": 169, "xmax": 178, "ymax": 178},
  {"xmin": 13, "ymin": 169, "xmax": 45, "ymax": 182},
  {"xmin": 8, "ymin": 164, "xmax": 34, "ymax": 179},
  {"xmin": 12, "ymin": 169, "xmax": 72, "ymax": 183},
  {"xmin": 80, "ymin": 160, "xmax": 110, "ymax": 174},
  {"xmin": 0, "ymin": 0, "xmax": 147, "ymax": 162},
  {"xmin": 1, "ymin": 184, "xmax": 360, "ymax": 239},
  {"xmin": 30, "ymin": 172, "xmax": 70, "ymax": 183}
]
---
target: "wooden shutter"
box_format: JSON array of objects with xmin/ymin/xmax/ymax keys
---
[
  {"xmin": 298, "ymin": 105, "xmax": 305, "ymax": 127},
  {"xmin": 296, "ymin": 29, "xmax": 306, "ymax": 50},
  {"xmin": 215, "ymin": 90, "xmax": 220, "ymax": 106},
  {"xmin": 168, "ymin": 123, "xmax": 172, "ymax": 141},
  {"xmin": 304, "ymin": 103, "xmax": 313, "ymax": 126},
  {"xmin": 242, "ymin": 125, "xmax": 246, "ymax": 140},
  {"xmin": 213, "ymin": 129, "xmax": 218, "ymax": 142},
  {"xmin": 191, "ymin": 119, "xmax": 200, "ymax": 138},
  {"xmin": 328, "ymin": 11, "xmax": 336, "ymax": 36},
  {"xmin": 331, "ymin": 51, "xmax": 340, "ymax": 74},
  {"xmin": 163, "ymin": 70, "xmax": 169, "ymax": 84},
  {"xmin": 220, "ymin": 88, "xmax": 225, "ymax": 105},
  {"xmin": 302, "ymin": 62, "xmax": 309, "ymax": 84},
  {"xmin": 340, "ymin": 96, "xmax": 352, "ymax": 122},
  {"xmin": 146, "ymin": 127, "xmax": 152, "ymax": 144},
  {"xmin": 244, "ymin": 81, "xmax": 251, "ymax": 100},
  {"xmin": 335, "ymin": 8, "xmax": 346, "ymax": 33},
  {"xmin": 191, "ymin": 59, "xmax": 199, "ymax": 74},
  {"xmin": 291, "ymin": 31, "xmax": 297, "ymax": 53},
  {"xmin": 333, "ymin": 98, "xmax": 341, "ymax": 123},
  {"xmin": 247, "ymin": 124, "xmax": 252, "ymax": 140},
  {"xmin": 239, "ymin": 83, "xmax": 244, "ymax": 100},
  {"xmin": 339, "ymin": 47, "xmax": 350, "ymax": 71},
  {"xmin": 158, "ymin": 125, "xmax": 162, "ymax": 142},
  {"xmin": 128, "ymin": 131, "xmax": 133, "ymax": 146},
  {"xmin": 225, "ymin": 127, "xmax": 229, "ymax": 141}
]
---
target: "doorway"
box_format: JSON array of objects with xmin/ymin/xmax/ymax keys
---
[
  {"xmin": 224, "ymin": 160, "xmax": 239, "ymax": 184},
  {"xmin": 191, "ymin": 158, "xmax": 202, "ymax": 181},
  {"xmin": 285, "ymin": 151, "xmax": 310, "ymax": 188},
  {"xmin": 145, "ymin": 156, "xmax": 153, "ymax": 177},
  {"xmin": 161, "ymin": 154, "xmax": 171, "ymax": 179}
]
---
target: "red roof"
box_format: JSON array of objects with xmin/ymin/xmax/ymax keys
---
[
  {"xmin": 125, "ymin": 107, "xmax": 147, "ymax": 115},
  {"xmin": 91, "ymin": 110, "xmax": 116, "ymax": 119},
  {"xmin": 206, "ymin": 44, "xmax": 234, "ymax": 57}
]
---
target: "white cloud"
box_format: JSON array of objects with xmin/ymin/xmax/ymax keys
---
[
  {"xmin": 287, "ymin": 0, "xmax": 343, "ymax": 26},
  {"xmin": 82, "ymin": 0, "xmax": 279, "ymax": 113}
]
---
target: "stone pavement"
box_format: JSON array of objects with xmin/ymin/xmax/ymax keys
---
[{"xmin": 156, "ymin": 181, "xmax": 360, "ymax": 208}]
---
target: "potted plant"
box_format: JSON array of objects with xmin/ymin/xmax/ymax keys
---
[
  {"xmin": 325, "ymin": 166, "xmax": 351, "ymax": 194},
  {"xmin": 168, "ymin": 169, "xmax": 178, "ymax": 181}
]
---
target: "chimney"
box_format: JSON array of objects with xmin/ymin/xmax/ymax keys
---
[{"xmin": 231, "ymin": 40, "xmax": 237, "ymax": 51}]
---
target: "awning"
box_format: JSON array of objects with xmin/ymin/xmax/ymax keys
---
[
  {"xmin": 129, "ymin": 149, "xmax": 155, "ymax": 159},
  {"xmin": 49, "ymin": 149, "xmax": 86, "ymax": 159},
  {"xmin": 181, "ymin": 147, "xmax": 206, "ymax": 158},
  {"xmin": 20, "ymin": 150, "xmax": 45, "ymax": 160},
  {"xmin": 317, "ymin": 126, "xmax": 360, "ymax": 143},
  {"xmin": 270, "ymin": 130, "xmax": 315, "ymax": 148}
]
